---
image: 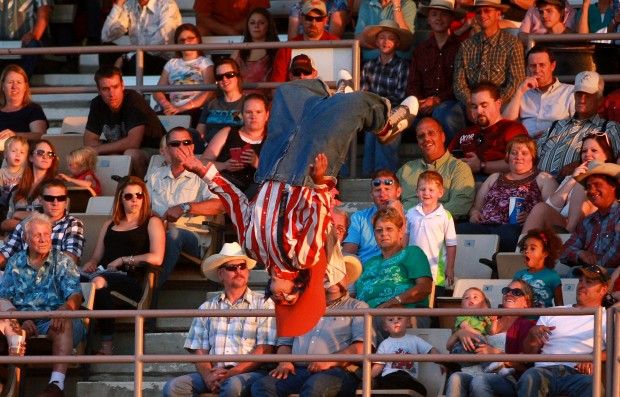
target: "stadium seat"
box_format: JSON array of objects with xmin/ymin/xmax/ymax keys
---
[
  {"xmin": 60, "ymin": 115, "xmax": 88, "ymax": 134},
  {"xmin": 71, "ymin": 213, "xmax": 110, "ymax": 262},
  {"xmin": 158, "ymin": 114, "xmax": 191, "ymax": 132},
  {"xmin": 496, "ymin": 252, "xmax": 524, "ymax": 279},
  {"xmin": 96, "ymin": 155, "xmax": 131, "ymax": 196},
  {"xmin": 41, "ymin": 134, "xmax": 84, "ymax": 174},
  {"xmin": 145, "ymin": 154, "xmax": 166, "ymax": 179},
  {"xmin": 562, "ymin": 278, "xmax": 578, "ymax": 306},
  {"xmin": 454, "ymin": 234, "xmax": 499, "ymax": 280},
  {"xmin": 85, "ymin": 196, "xmax": 115, "ymax": 215}
]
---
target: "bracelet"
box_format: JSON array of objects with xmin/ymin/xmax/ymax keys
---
[{"xmin": 129, "ymin": 255, "xmax": 135, "ymax": 267}]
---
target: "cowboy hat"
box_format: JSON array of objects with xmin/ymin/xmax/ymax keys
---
[
  {"xmin": 359, "ymin": 20, "xmax": 414, "ymax": 51},
  {"xmin": 419, "ymin": 0, "xmax": 466, "ymax": 18},
  {"xmin": 468, "ymin": 0, "xmax": 510, "ymax": 13},
  {"xmin": 201, "ymin": 242, "xmax": 257, "ymax": 282},
  {"xmin": 574, "ymin": 161, "xmax": 620, "ymax": 186}
]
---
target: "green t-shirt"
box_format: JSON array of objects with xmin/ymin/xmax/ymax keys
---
[{"xmin": 355, "ymin": 246, "xmax": 432, "ymax": 308}]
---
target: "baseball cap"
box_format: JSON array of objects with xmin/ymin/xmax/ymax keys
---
[
  {"xmin": 573, "ymin": 264, "xmax": 610, "ymax": 283},
  {"xmin": 301, "ymin": 0, "xmax": 327, "ymax": 16},
  {"xmin": 290, "ymin": 54, "xmax": 316, "ymax": 75},
  {"xmin": 574, "ymin": 71, "xmax": 603, "ymax": 95}
]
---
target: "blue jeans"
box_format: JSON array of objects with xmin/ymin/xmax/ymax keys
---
[
  {"xmin": 430, "ymin": 100, "xmax": 466, "ymax": 146},
  {"xmin": 163, "ymin": 370, "xmax": 266, "ymax": 397},
  {"xmin": 445, "ymin": 371, "xmax": 474, "ymax": 397},
  {"xmin": 251, "ymin": 366, "xmax": 360, "ymax": 397},
  {"xmin": 471, "ymin": 373, "xmax": 517, "ymax": 397},
  {"xmin": 362, "ymin": 130, "xmax": 401, "ymax": 176},
  {"xmin": 159, "ymin": 226, "xmax": 201, "ymax": 287},
  {"xmin": 517, "ymin": 365, "xmax": 595, "ymax": 397},
  {"xmin": 255, "ymin": 79, "xmax": 389, "ymax": 187}
]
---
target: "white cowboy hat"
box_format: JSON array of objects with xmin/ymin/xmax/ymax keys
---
[
  {"xmin": 201, "ymin": 242, "xmax": 257, "ymax": 282},
  {"xmin": 359, "ymin": 20, "xmax": 414, "ymax": 51},
  {"xmin": 419, "ymin": 0, "xmax": 466, "ymax": 18},
  {"xmin": 468, "ymin": 0, "xmax": 510, "ymax": 13},
  {"xmin": 574, "ymin": 161, "xmax": 620, "ymax": 186}
]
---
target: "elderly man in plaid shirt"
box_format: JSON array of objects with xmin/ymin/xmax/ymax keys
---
[
  {"xmin": 0, "ymin": 179, "xmax": 84, "ymax": 269},
  {"xmin": 163, "ymin": 243, "xmax": 277, "ymax": 397}
]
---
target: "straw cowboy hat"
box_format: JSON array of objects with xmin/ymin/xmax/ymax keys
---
[
  {"xmin": 274, "ymin": 254, "xmax": 363, "ymax": 337},
  {"xmin": 468, "ymin": 0, "xmax": 510, "ymax": 13},
  {"xmin": 574, "ymin": 161, "xmax": 620, "ymax": 186},
  {"xmin": 419, "ymin": 0, "xmax": 466, "ymax": 18},
  {"xmin": 359, "ymin": 20, "xmax": 414, "ymax": 51},
  {"xmin": 201, "ymin": 242, "xmax": 257, "ymax": 282}
]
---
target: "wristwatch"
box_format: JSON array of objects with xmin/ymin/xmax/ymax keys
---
[{"xmin": 180, "ymin": 202, "xmax": 191, "ymax": 216}]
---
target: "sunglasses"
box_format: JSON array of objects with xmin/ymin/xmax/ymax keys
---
[
  {"xmin": 34, "ymin": 149, "xmax": 56, "ymax": 159},
  {"xmin": 291, "ymin": 69, "xmax": 313, "ymax": 77},
  {"xmin": 122, "ymin": 192, "xmax": 144, "ymax": 201},
  {"xmin": 168, "ymin": 139, "xmax": 193, "ymax": 148},
  {"xmin": 215, "ymin": 71, "xmax": 239, "ymax": 81},
  {"xmin": 303, "ymin": 14, "xmax": 326, "ymax": 22},
  {"xmin": 220, "ymin": 263, "xmax": 248, "ymax": 272},
  {"xmin": 579, "ymin": 264, "xmax": 608, "ymax": 281},
  {"xmin": 42, "ymin": 194, "xmax": 67, "ymax": 202},
  {"xmin": 372, "ymin": 178, "xmax": 395, "ymax": 187},
  {"xmin": 501, "ymin": 287, "xmax": 525, "ymax": 297}
]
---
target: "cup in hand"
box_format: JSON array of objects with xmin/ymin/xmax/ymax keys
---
[{"xmin": 8, "ymin": 333, "xmax": 26, "ymax": 356}]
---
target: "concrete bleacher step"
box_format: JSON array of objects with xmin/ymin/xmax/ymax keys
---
[{"xmin": 77, "ymin": 381, "xmax": 167, "ymax": 397}]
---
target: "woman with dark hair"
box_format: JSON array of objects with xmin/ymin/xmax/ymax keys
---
[
  {"xmin": 446, "ymin": 279, "xmax": 537, "ymax": 397},
  {"xmin": 1, "ymin": 139, "xmax": 58, "ymax": 232},
  {"xmin": 0, "ymin": 64, "xmax": 48, "ymax": 143},
  {"xmin": 232, "ymin": 7, "xmax": 280, "ymax": 96},
  {"xmin": 195, "ymin": 58, "xmax": 245, "ymax": 152},
  {"xmin": 523, "ymin": 132, "xmax": 615, "ymax": 233},
  {"xmin": 81, "ymin": 176, "xmax": 165, "ymax": 355},
  {"xmin": 458, "ymin": 136, "xmax": 558, "ymax": 251},
  {"xmin": 153, "ymin": 24, "xmax": 215, "ymax": 128}
]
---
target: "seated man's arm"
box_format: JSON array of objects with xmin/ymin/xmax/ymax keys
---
[
  {"xmin": 443, "ymin": 162, "xmax": 475, "ymax": 218},
  {"xmin": 226, "ymin": 344, "xmax": 274, "ymax": 378},
  {"xmin": 85, "ymin": 125, "xmax": 145, "ymax": 155},
  {"xmin": 308, "ymin": 341, "xmax": 363, "ymax": 372},
  {"xmin": 188, "ymin": 198, "xmax": 226, "ymax": 217},
  {"xmin": 522, "ymin": 324, "xmax": 552, "ymax": 354},
  {"xmin": 25, "ymin": 5, "xmax": 52, "ymax": 43},
  {"xmin": 192, "ymin": 349, "xmax": 217, "ymax": 389},
  {"xmin": 498, "ymin": 43, "xmax": 526, "ymax": 105},
  {"xmin": 560, "ymin": 223, "xmax": 588, "ymax": 265},
  {"xmin": 61, "ymin": 218, "xmax": 85, "ymax": 265},
  {"xmin": 101, "ymin": 1, "xmax": 130, "ymax": 42}
]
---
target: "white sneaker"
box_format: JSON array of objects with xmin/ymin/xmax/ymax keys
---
[
  {"xmin": 376, "ymin": 95, "xmax": 419, "ymax": 144},
  {"xmin": 335, "ymin": 69, "xmax": 353, "ymax": 93}
]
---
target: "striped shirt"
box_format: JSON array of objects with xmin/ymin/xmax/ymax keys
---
[
  {"xmin": 537, "ymin": 115, "xmax": 620, "ymax": 176},
  {"xmin": 203, "ymin": 165, "xmax": 334, "ymax": 279},
  {"xmin": 184, "ymin": 288, "xmax": 276, "ymax": 367},
  {"xmin": 453, "ymin": 30, "xmax": 525, "ymax": 105}
]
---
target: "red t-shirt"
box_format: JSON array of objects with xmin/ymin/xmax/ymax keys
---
[
  {"xmin": 448, "ymin": 119, "xmax": 527, "ymax": 161},
  {"xmin": 193, "ymin": 0, "xmax": 270, "ymax": 24},
  {"xmin": 269, "ymin": 31, "xmax": 340, "ymax": 82}
]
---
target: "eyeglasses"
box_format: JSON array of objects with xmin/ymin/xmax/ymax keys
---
[
  {"xmin": 178, "ymin": 35, "xmax": 197, "ymax": 43},
  {"xmin": 291, "ymin": 69, "xmax": 313, "ymax": 77},
  {"xmin": 215, "ymin": 72, "xmax": 239, "ymax": 81},
  {"xmin": 122, "ymin": 192, "xmax": 144, "ymax": 201},
  {"xmin": 220, "ymin": 263, "xmax": 248, "ymax": 272},
  {"xmin": 501, "ymin": 287, "xmax": 525, "ymax": 297},
  {"xmin": 34, "ymin": 149, "xmax": 56, "ymax": 159},
  {"xmin": 579, "ymin": 264, "xmax": 608, "ymax": 281},
  {"xmin": 303, "ymin": 14, "xmax": 326, "ymax": 22},
  {"xmin": 372, "ymin": 178, "xmax": 395, "ymax": 187},
  {"xmin": 167, "ymin": 139, "xmax": 193, "ymax": 147},
  {"xmin": 42, "ymin": 194, "xmax": 67, "ymax": 202},
  {"xmin": 583, "ymin": 131, "xmax": 611, "ymax": 147}
]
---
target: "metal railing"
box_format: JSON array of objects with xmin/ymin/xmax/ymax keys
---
[{"xmin": 0, "ymin": 305, "xmax": 611, "ymax": 397}]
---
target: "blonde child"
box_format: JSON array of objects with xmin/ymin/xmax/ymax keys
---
[
  {"xmin": 58, "ymin": 147, "xmax": 102, "ymax": 195},
  {"xmin": 371, "ymin": 316, "xmax": 439, "ymax": 396},
  {"xmin": 514, "ymin": 228, "xmax": 563, "ymax": 307},
  {"xmin": 405, "ymin": 171, "xmax": 457, "ymax": 295},
  {"xmin": 0, "ymin": 137, "xmax": 28, "ymax": 215}
]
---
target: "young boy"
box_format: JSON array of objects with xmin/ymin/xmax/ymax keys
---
[
  {"xmin": 405, "ymin": 171, "xmax": 457, "ymax": 294},
  {"xmin": 0, "ymin": 137, "xmax": 28, "ymax": 218},
  {"xmin": 359, "ymin": 20, "xmax": 413, "ymax": 175},
  {"xmin": 372, "ymin": 316, "xmax": 439, "ymax": 396}
]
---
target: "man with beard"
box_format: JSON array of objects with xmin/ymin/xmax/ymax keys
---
[
  {"xmin": 537, "ymin": 71, "xmax": 620, "ymax": 177},
  {"xmin": 448, "ymin": 82, "xmax": 527, "ymax": 179},
  {"xmin": 560, "ymin": 162, "xmax": 620, "ymax": 269}
]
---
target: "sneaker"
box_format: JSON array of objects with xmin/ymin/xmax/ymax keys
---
[
  {"xmin": 335, "ymin": 69, "xmax": 353, "ymax": 94},
  {"xmin": 376, "ymin": 95, "xmax": 419, "ymax": 144},
  {"xmin": 36, "ymin": 382, "xmax": 63, "ymax": 397}
]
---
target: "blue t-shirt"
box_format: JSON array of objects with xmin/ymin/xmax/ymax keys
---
[
  {"xmin": 513, "ymin": 267, "xmax": 561, "ymax": 307},
  {"xmin": 342, "ymin": 206, "xmax": 380, "ymax": 264}
]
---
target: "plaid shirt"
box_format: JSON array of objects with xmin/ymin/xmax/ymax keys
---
[
  {"xmin": 561, "ymin": 202, "xmax": 620, "ymax": 269},
  {"xmin": 361, "ymin": 54, "xmax": 409, "ymax": 106},
  {"xmin": 453, "ymin": 30, "xmax": 525, "ymax": 105},
  {"xmin": 537, "ymin": 114, "xmax": 620, "ymax": 176},
  {"xmin": 0, "ymin": 215, "xmax": 84, "ymax": 260},
  {"xmin": 184, "ymin": 288, "xmax": 276, "ymax": 367}
]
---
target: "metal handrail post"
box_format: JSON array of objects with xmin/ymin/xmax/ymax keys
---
[
  {"xmin": 349, "ymin": 39, "xmax": 362, "ymax": 178},
  {"xmin": 362, "ymin": 312, "xmax": 373, "ymax": 397},
  {"xmin": 134, "ymin": 314, "xmax": 145, "ymax": 397},
  {"xmin": 135, "ymin": 49, "xmax": 144, "ymax": 92},
  {"xmin": 593, "ymin": 306, "xmax": 603, "ymax": 397},
  {"xmin": 613, "ymin": 308, "xmax": 620, "ymax": 397}
]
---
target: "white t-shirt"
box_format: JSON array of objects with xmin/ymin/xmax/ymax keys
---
[
  {"xmin": 406, "ymin": 204, "xmax": 457, "ymax": 287},
  {"xmin": 163, "ymin": 56, "xmax": 214, "ymax": 107},
  {"xmin": 376, "ymin": 334, "xmax": 433, "ymax": 379},
  {"xmin": 536, "ymin": 305, "xmax": 607, "ymax": 368}
]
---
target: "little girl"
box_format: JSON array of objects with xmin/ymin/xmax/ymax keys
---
[
  {"xmin": 58, "ymin": 147, "xmax": 102, "ymax": 196},
  {"xmin": 450, "ymin": 288, "xmax": 496, "ymax": 358},
  {"xmin": 0, "ymin": 137, "xmax": 28, "ymax": 217},
  {"xmin": 513, "ymin": 228, "xmax": 563, "ymax": 307}
]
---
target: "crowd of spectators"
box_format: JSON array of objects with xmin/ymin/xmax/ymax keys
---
[{"xmin": 0, "ymin": 0, "xmax": 619, "ymax": 396}]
